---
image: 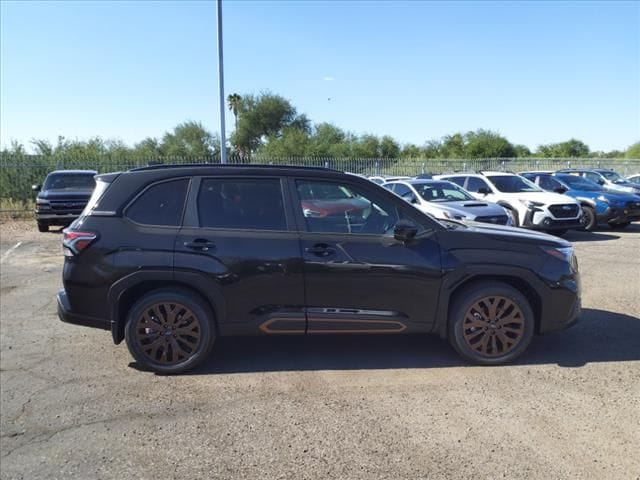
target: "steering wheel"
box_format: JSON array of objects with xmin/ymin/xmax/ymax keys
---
[{"xmin": 360, "ymin": 208, "xmax": 391, "ymax": 234}]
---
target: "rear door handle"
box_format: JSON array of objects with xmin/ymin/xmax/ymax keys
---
[
  {"xmin": 305, "ymin": 244, "xmax": 336, "ymax": 257},
  {"xmin": 184, "ymin": 239, "xmax": 216, "ymax": 251}
]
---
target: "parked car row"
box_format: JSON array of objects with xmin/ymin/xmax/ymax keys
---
[{"xmin": 368, "ymin": 169, "xmax": 640, "ymax": 235}]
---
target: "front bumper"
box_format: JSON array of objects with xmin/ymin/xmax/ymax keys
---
[
  {"xmin": 35, "ymin": 211, "xmax": 81, "ymax": 224},
  {"xmin": 523, "ymin": 209, "xmax": 582, "ymax": 230},
  {"xmin": 57, "ymin": 289, "xmax": 110, "ymax": 330},
  {"xmin": 598, "ymin": 206, "xmax": 640, "ymax": 225}
]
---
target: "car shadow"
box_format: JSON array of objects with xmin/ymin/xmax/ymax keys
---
[
  {"xmin": 140, "ymin": 308, "xmax": 639, "ymax": 375},
  {"xmin": 562, "ymin": 230, "xmax": 620, "ymax": 242}
]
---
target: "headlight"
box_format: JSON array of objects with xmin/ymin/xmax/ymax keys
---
[
  {"xmin": 442, "ymin": 211, "xmax": 465, "ymax": 220},
  {"xmin": 596, "ymin": 195, "xmax": 609, "ymax": 203},
  {"xmin": 36, "ymin": 198, "xmax": 49, "ymax": 205},
  {"xmin": 541, "ymin": 245, "xmax": 574, "ymax": 263},
  {"xmin": 518, "ymin": 199, "xmax": 544, "ymax": 209}
]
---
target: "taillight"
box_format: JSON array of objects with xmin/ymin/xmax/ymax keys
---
[{"xmin": 63, "ymin": 230, "xmax": 97, "ymax": 256}]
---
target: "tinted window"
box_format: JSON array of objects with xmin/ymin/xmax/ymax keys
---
[
  {"xmin": 44, "ymin": 173, "xmax": 95, "ymax": 191},
  {"xmin": 392, "ymin": 184, "xmax": 412, "ymax": 197},
  {"xmin": 600, "ymin": 170, "xmax": 623, "ymax": 181},
  {"xmin": 583, "ymin": 172, "xmax": 602, "ymax": 183},
  {"xmin": 486, "ymin": 175, "xmax": 540, "ymax": 193},
  {"xmin": 415, "ymin": 181, "xmax": 474, "ymax": 202},
  {"xmin": 538, "ymin": 176, "xmax": 563, "ymax": 191},
  {"xmin": 297, "ymin": 180, "xmax": 399, "ymax": 235},
  {"xmin": 466, "ymin": 177, "xmax": 490, "ymax": 193},
  {"xmin": 446, "ymin": 177, "xmax": 466, "ymax": 187},
  {"xmin": 127, "ymin": 179, "xmax": 188, "ymax": 226},
  {"xmin": 198, "ymin": 178, "xmax": 286, "ymax": 230},
  {"xmin": 556, "ymin": 175, "xmax": 600, "ymax": 191}
]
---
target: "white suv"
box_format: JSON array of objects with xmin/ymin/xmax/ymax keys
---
[{"xmin": 435, "ymin": 172, "xmax": 582, "ymax": 233}]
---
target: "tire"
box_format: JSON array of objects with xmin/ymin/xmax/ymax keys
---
[
  {"xmin": 37, "ymin": 222, "xmax": 48, "ymax": 233},
  {"xmin": 448, "ymin": 282, "xmax": 535, "ymax": 365},
  {"xmin": 609, "ymin": 221, "xmax": 630, "ymax": 230},
  {"xmin": 580, "ymin": 205, "xmax": 597, "ymax": 231},
  {"xmin": 124, "ymin": 289, "xmax": 215, "ymax": 374}
]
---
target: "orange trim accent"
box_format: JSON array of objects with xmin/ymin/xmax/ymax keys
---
[{"xmin": 258, "ymin": 317, "xmax": 305, "ymax": 335}]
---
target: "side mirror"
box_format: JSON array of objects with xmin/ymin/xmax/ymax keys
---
[
  {"xmin": 554, "ymin": 186, "xmax": 567, "ymax": 194},
  {"xmin": 410, "ymin": 196, "xmax": 419, "ymax": 204},
  {"xmin": 477, "ymin": 187, "xmax": 491, "ymax": 195},
  {"xmin": 32, "ymin": 184, "xmax": 41, "ymax": 192},
  {"xmin": 597, "ymin": 179, "xmax": 605, "ymax": 185},
  {"xmin": 393, "ymin": 220, "xmax": 418, "ymax": 242}
]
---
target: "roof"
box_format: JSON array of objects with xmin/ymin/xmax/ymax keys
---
[
  {"xmin": 518, "ymin": 170, "xmax": 554, "ymax": 175},
  {"xmin": 129, "ymin": 163, "xmax": 340, "ymax": 173},
  {"xmin": 48, "ymin": 169, "xmax": 98, "ymax": 175}
]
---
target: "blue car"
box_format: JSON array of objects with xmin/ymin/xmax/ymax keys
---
[{"xmin": 521, "ymin": 172, "xmax": 640, "ymax": 231}]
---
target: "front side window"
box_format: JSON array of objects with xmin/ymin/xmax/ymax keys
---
[
  {"xmin": 297, "ymin": 180, "xmax": 399, "ymax": 235},
  {"xmin": 486, "ymin": 175, "xmax": 541, "ymax": 193},
  {"xmin": 445, "ymin": 177, "xmax": 466, "ymax": 188},
  {"xmin": 197, "ymin": 178, "xmax": 286, "ymax": 230},
  {"xmin": 126, "ymin": 179, "xmax": 189, "ymax": 226}
]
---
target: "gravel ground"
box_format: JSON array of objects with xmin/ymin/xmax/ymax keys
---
[{"xmin": 1, "ymin": 220, "xmax": 639, "ymax": 480}]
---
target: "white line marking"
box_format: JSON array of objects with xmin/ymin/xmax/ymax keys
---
[{"xmin": 1, "ymin": 241, "xmax": 22, "ymax": 264}]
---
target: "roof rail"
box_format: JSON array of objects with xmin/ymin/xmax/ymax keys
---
[{"xmin": 128, "ymin": 163, "xmax": 341, "ymax": 173}]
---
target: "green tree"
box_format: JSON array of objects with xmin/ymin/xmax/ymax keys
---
[
  {"xmin": 401, "ymin": 143, "xmax": 422, "ymax": 158},
  {"xmin": 536, "ymin": 139, "xmax": 590, "ymax": 157},
  {"xmin": 625, "ymin": 142, "xmax": 640, "ymax": 159},
  {"xmin": 227, "ymin": 93, "xmax": 242, "ymax": 131},
  {"xmin": 463, "ymin": 130, "xmax": 515, "ymax": 158},
  {"xmin": 231, "ymin": 93, "xmax": 307, "ymax": 157},
  {"xmin": 160, "ymin": 121, "xmax": 218, "ymax": 158},
  {"xmin": 513, "ymin": 144, "xmax": 532, "ymax": 157},
  {"xmin": 380, "ymin": 135, "xmax": 400, "ymax": 158},
  {"xmin": 259, "ymin": 127, "xmax": 310, "ymax": 158},
  {"xmin": 440, "ymin": 133, "xmax": 465, "ymax": 158}
]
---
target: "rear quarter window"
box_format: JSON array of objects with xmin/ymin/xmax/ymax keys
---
[{"xmin": 126, "ymin": 179, "xmax": 189, "ymax": 226}]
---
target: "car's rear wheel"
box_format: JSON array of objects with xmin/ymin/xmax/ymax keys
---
[
  {"xmin": 580, "ymin": 205, "xmax": 597, "ymax": 231},
  {"xmin": 37, "ymin": 222, "xmax": 48, "ymax": 232},
  {"xmin": 609, "ymin": 221, "xmax": 630, "ymax": 230},
  {"xmin": 449, "ymin": 282, "xmax": 534, "ymax": 365},
  {"xmin": 124, "ymin": 289, "xmax": 215, "ymax": 374}
]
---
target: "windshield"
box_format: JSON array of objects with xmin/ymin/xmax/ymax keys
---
[
  {"xmin": 556, "ymin": 175, "xmax": 600, "ymax": 191},
  {"xmin": 487, "ymin": 175, "xmax": 541, "ymax": 193},
  {"xmin": 600, "ymin": 170, "xmax": 624, "ymax": 182},
  {"xmin": 414, "ymin": 181, "xmax": 475, "ymax": 202},
  {"xmin": 44, "ymin": 173, "xmax": 95, "ymax": 191}
]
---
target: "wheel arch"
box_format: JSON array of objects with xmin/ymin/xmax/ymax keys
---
[
  {"xmin": 436, "ymin": 269, "xmax": 545, "ymax": 339},
  {"xmin": 109, "ymin": 270, "xmax": 225, "ymax": 344}
]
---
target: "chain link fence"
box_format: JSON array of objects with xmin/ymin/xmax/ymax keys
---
[{"xmin": 2, "ymin": 154, "xmax": 639, "ymax": 214}]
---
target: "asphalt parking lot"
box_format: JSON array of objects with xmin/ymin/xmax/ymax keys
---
[{"xmin": 1, "ymin": 220, "xmax": 639, "ymax": 480}]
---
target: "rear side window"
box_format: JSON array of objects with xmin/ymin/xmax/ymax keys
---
[
  {"xmin": 446, "ymin": 177, "xmax": 466, "ymax": 188},
  {"xmin": 197, "ymin": 178, "xmax": 286, "ymax": 230},
  {"xmin": 126, "ymin": 179, "xmax": 189, "ymax": 226}
]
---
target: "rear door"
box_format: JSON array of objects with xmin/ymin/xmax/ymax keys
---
[
  {"xmin": 291, "ymin": 177, "xmax": 443, "ymax": 333},
  {"xmin": 174, "ymin": 176, "xmax": 306, "ymax": 335}
]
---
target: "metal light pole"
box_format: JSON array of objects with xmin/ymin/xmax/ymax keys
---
[{"xmin": 217, "ymin": 0, "xmax": 227, "ymax": 163}]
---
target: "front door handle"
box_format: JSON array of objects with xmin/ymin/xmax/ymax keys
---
[
  {"xmin": 184, "ymin": 239, "xmax": 216, "ymax": 252},
  {"xmin": 305, "ymin": 244, "xmax": 336, "ymax": 257}
]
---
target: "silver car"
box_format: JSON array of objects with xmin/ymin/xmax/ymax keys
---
[{"xmin": 383, "ymin": 179, "xmax": 513, "ymax": 225}]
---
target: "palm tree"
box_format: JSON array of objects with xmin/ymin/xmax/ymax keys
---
[{"xmin": 227, "ymin": 93, "xmax": 242, "ymax": 131}]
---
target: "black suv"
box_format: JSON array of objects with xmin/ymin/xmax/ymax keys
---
[
  {"xmin": 33, "ymin": 170, "xmax": 97, "ymax": 232},
  {"xmin": 57, "ymin": 165, "xmax": 581, "ymax": 373}
]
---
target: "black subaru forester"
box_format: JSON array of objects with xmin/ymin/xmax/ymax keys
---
[{"xmin": 58, "ymin": 164, "xmax": 580, "ymax": 374}]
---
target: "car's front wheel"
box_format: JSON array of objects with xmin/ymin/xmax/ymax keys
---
[
  {"xmin": 124, "ymin": 289, "xmax": 216, "ymax": 374},
  {"xmin": 449, "ymin": 282, "xmax": 534, "ymax": 365},
  {"xmin": 580, "ymin": 205, "xmax": 597, "ymax": 231},
  {"xmin": 37, "ymin": 222, "xmax": 48, "ymax": 232}
]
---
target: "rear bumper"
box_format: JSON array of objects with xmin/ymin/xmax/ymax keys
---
[{"xmin": 57, "ymin": 289, "xmax": 110, "ymax": 330}]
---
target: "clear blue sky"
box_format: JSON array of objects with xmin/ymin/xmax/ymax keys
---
[{"xmin": 1, "ymin": 0, "xmax": 639, "ymax": 152}]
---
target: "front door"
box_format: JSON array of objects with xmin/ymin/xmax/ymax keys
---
[{"xmin": 292, "ymin": 178, "xmax": 443, "ymax": 334}]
